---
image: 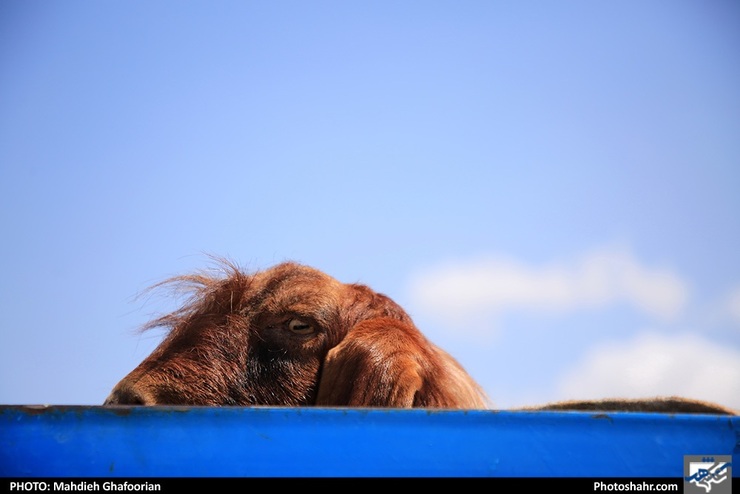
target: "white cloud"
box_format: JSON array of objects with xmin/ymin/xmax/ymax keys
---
[
  {"xmin": 555, "ymin": 332, "xmax": 740, "ymax": 410},
  {"xmin": 722, "ymin": 285, "xmax": 740, "ymax": 325},
  {"xmin": 408, "ymin": 246, "xmax": 689, "ymax": 331}
]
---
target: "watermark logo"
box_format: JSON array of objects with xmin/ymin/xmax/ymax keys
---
[{"xmin": 684, "ymin": 456, "xmax": 732, "ymax": 494}]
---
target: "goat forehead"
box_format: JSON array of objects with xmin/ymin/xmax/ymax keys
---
[
  {"xmin": 259, "ymin": 262, "xmax": 338, "ymax": 284},
  {"xmin": 250, "ymin": 263, "xmax": 344, "ymax": 312}
]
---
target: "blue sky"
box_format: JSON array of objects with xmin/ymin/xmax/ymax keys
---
[{"xmin": 1, "ymin": 1, "xmax": 739, "ymax": 409}]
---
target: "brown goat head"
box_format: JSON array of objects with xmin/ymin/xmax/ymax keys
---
[{"xmin": 104, "ymin": 261, "xmax": 489, "ymax": 408}]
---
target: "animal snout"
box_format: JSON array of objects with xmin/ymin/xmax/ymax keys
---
[{"xmin": 104, "ymin": 382, "xmax": 155, "ymax": 406}]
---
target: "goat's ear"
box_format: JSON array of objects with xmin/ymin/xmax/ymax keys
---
[{"xmin": 315, "ymin": 317, "xmax": 425, "ymax": 407}]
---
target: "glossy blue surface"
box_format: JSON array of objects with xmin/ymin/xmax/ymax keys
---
[{"xmin": 1, "ymin": 406, "xmax": 737, "ymax": 477}]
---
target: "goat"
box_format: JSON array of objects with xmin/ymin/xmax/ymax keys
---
[{"xmin": 105, "ymin": 261, "xmax": 488, "ymax": 408}]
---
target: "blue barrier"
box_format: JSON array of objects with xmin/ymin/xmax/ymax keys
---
[{"xmin": 1, "ymin": 405, "xmax": 737, "ymax": 477}]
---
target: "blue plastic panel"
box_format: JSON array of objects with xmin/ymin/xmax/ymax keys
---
[{"xmin": 1, "ymin": 406, "xmax": 738, "ymax": 477}]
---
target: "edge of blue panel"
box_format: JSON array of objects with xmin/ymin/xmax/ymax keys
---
[{"xmin": 1, "ymin": 405, "xmax": 738, "ymax": 477}]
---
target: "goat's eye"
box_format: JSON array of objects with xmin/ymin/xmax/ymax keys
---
[{"xmin": 287, "ymin": 318, "xmax": 314, "ymax": 335}]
